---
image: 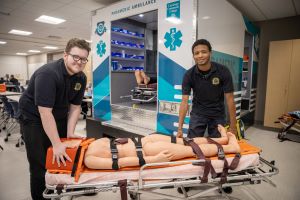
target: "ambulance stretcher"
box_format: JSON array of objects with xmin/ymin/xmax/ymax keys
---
[{"xmin": 43, "ymin": 138, "xmax": 278, "ymax": 200}]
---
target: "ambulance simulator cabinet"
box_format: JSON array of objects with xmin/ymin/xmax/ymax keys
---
[{"xmin": 86, "ymin": 0, "xmax": 259, "ymax": 139}]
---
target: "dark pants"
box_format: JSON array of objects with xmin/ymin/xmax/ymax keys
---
[
  {"xmin": 21, "ymin": 118, "xmax": 67, "ymax": 200},
  {"xmin": 188, "ymin": 114, "xmax": 225, "ymax": 138}
]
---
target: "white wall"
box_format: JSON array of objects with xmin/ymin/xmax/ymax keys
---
[
  {"xmin": 0, "ymin": 55, "xmax": 28, "ymax": 83},
  {"xmin": 27, "ymin": 53, "xmax": 47, "ymax": 79}
]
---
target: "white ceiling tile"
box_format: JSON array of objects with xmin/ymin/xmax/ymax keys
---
[
  {"xmin": 253, "ymin": 0, "xmax": 296, "ymax": 19},
  {"xmin": 227, "ymin": 0, "xmax": 267, "ymax": 21},
  {"xmin": 71, "ymin": 0, "xmax": 107, "ymax": 11},
  {"xmin": 0, "ymin": 0, "xmax": 28, "ymax": 10},
  {"xmin": 48, "ymin": 5, "xmax": 89, "ymax": 20}
]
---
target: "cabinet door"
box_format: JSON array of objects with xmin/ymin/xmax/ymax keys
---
[
  {"xmin": 264, "ymin": 40, "xmax": 293, "ymax": 128},
  {"xmin": 287, "ymin": 39, "xmax": 300, "ymax": 111}
]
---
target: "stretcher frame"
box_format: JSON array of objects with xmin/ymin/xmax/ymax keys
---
[
  {"xmin": 43, "ymin": 156, "xmax": 278, "ymax": 200},
  {"xmin": 120, "ymin": 85, "xmax": 157, "ymax": 103},
  {"xmin": 275, "ymin": 113, "xmax": 300, "ymax": 141}
]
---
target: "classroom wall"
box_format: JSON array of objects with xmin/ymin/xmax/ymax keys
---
[
  {"xmin": 26, "ymin": 53, "xmax": 47, "ymax": 79},
  {"xmin": 0, "ymin": 55, "xmax": 27, "ymax": 83}
]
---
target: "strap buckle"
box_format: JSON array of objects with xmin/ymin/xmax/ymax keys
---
[
  {"xmin": 112, "ymin": 154, "xmax": 118, "ymax": 160},
  {"xmin": 217, "ymin": 148, "xmax": 225, "ymax": 160},
  {"xmin": 183, "ymin": 137, "xmax": 193, "ymax": 145}
]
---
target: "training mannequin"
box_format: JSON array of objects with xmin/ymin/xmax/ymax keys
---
[
  {"xmin": 134, "ymin": 70, "xmax": 157, "ymax": 85},
  {"xmin": 78, "ymin": 125, "xmax": 240, "ymax": 170}
]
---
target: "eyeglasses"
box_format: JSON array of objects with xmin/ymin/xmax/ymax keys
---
[{"xmin": 68, "ymin": 53, "xmax": 88, "ymax": 64}]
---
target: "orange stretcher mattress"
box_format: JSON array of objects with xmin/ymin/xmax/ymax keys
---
[{"xmin": 46, "ymin": 139, "xmax": 261, "ymax": 183}]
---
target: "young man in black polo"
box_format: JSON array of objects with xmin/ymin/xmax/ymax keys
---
[
  {"xmin": 177, "ymin": 39, "xmax": 237, "ymax": 138},
  {"xmin": 19, "ymin": 38, "xmax": 90, "ymax": 200}
]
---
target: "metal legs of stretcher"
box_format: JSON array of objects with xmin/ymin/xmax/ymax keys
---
[{"xmin": 43, "ymin": 157, "xmax": 278, "ymax": 200}]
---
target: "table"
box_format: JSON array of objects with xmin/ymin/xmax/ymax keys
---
[
  {"xmin": 0, "ymin": 91, "xmax": 22, "ymax": 96},
  {"xmin": 7, "ymin": 95, "xmax": 20, "ymax": 102}
]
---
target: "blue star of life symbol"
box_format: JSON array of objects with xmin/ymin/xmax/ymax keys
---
[
  {"xmin": 96, "ymin": 40, "xmax": 106, "ymax": 57},
  {"xmin": 96, "ymin": 21, "xmax": 106, "ymax": 36},
  {"xmin": 164, "ymin": 28, "xmax": 182, "ymax": 51}
]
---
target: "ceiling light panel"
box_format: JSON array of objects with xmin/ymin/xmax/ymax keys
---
[
  {"xmin": 16, "ymin": 53, "xmax": 27, "ymax": 56},
  {"xmin": 43, "ymin": 46, "xmax": 58, "ymax": 49},
  {"xmin": 28, "ymin": 50, "xmax": 41, "ymax": 53},
  {"xmin": 9, "ymin": 29, "xmax": 32, "ymax": 35},
  {"xmin": 35, "ymin": 15, "xmax": 66, "ymax": 24}
]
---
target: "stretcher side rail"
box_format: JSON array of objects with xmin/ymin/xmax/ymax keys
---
[{"xmin": 43, "ymin": 156, "xmax": 278, "ymax": 200}]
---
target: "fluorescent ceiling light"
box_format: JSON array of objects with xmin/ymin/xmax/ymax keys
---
[
  {"xmin": 165, "ymin": 17, "xmax": 182, "ymax": 24},
  {"xmin": 85, "ymin": 40, "xmax": 92, "ymax": 43},
  {"xmin": 139, "ymin": 14, "xmax": 144, "ymax": 17},
  {"xmin": 16, "ymin": 53, "xmax": 27, "ymax": 56},
  {"xmin": 28, "ymin": 50, "xmax": 41, "ymax": 53},
  {"xmin": 9, "ymin": 29, "xmax": 32, "ymax": 36},
  {"xmin": 43, "ymin": 46, "xmax": 58, "ymax": 49},
  {"xmin": 0, "ymin": 41, "xmax": 7, "ymax": 44},
  {"xmin": 201, "ymin": 16, "xmax": 211, "ymax": 20},
  {"xmin": 35, "ymin": 15, "xmax": 66, "ymax": 25}
]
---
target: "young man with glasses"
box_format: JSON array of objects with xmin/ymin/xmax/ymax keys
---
[{"xmin": 19, "ymin": 38, "xmax": 90, "ymax": 200}]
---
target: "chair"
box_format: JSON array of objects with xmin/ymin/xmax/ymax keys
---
[{"xmin": 8, "ymin": 100, "xmax": 24, "ymax": 147}]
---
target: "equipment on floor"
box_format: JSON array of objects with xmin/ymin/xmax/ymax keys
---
[{"xmin": 275, "ymin": 111, "xmax": 300, "ymax": 142}]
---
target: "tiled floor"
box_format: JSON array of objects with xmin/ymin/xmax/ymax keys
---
[{"xmin": 1, "ymin": 120, "xmax": 300, "ymax": 200}]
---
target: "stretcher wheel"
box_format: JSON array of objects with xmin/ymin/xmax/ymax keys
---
[
  {"xmin": 219, "ymin": 186, "xmax": 233, "ymax": 194},
  {"xmin": 278, "ymin": 129, "xmax": 285, "ymax": 140},
  {"xmin": 129, "ymin": 193, "xmax": 138, "ymax": 200}
]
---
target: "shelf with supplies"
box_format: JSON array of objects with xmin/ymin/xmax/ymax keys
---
[
  {"xmin": 111, "ymin": 44, "xmax": 145, "ymax": 51},
  {"xmin": 111, "ymin": 24, "xmax": 145, "ymax": 72},
  {"xmin": 111, "ymin": 30, "xmax": 145, "ymax": 40},
  {"xmin": 111, "ymin": 56, "xmax": 144, "ymax": 62}
]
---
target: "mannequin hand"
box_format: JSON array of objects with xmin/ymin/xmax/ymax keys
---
[
  {"xmin": 155, "ymin": 150, "xmax": 173, "ymax": 162},
  {"xmin": 52, "ymin": 142, "xmax": 72, "ymax": 167}
]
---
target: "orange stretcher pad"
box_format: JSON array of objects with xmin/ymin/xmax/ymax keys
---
[{"xmin": 46, "ymin": 138, "xmax": 261, "ymax": 183}]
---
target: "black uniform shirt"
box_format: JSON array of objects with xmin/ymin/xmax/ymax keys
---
[
  {"xmin": 182, "ymin": 61, "xmax": 234, "ymax": 118},
  {"xmin": 19, "ymin": 58, "xmax": 87, "ymax": 121}
]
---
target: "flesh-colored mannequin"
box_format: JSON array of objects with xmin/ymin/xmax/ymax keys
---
[
  {"xmin": 80, "ymin": 125, "xmax": 240, "ymax": 169},
  {"xmin": 135, "ymin": 70, "xmax": 151, "ymax": 85}
]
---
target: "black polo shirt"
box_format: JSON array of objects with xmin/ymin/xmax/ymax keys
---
[
  {"xmin": 19, "ymin": 58, "xmax": 87, "ymax": 122},
  {"xmin": 182, "ymin": 61, "xmax": 234, "ymax": 118}
]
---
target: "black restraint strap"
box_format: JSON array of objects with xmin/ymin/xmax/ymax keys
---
[
  {"xmin": 183, "ymin": 137, "xmax": 216, "ymax": 183},
  {"xmin": 170, "ymin": 135, "xmax": 177, "ymax": 143},
  {"xmin": 118, "ymin": 179, "xmax": 128, "ymax": 200},
  {"xmin": 207, "ymin": 137, "xmax": 241, "ymax": 183},
  {"xmin": 110, "ymin": 139, "xmax": 119, "ymax": 170},
  {"xmin": 206, "ymin": 138, "xmax": 225, "ymax": 160},
  {"xmin": 71, "ymin": 146, "xmax": 82, "ymax": 177},
  {"xmin": 132, "ymin": 137, "xmax": 146, "ymax": 167}
]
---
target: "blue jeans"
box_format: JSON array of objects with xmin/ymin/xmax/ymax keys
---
[{"xmin": 188, "ymin": 114, "xmax": 225, "ymax": 138}]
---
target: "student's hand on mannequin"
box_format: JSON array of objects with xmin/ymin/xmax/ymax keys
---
[
  {"xmin": 52, "ymin": 142, "xmax": 72, "ymax": 167},
  {"xmin": 155, "ymin": 150, "xmax": 173, "ymax": 162},
  {"xmin": 177, "ymin": 129, "xmax": 183, "ymax": 138},
  {"xmin": 228, "ymin": 125, "xmax": 237, "ymax": 137}
]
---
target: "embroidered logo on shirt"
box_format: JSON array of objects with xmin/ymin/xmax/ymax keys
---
[
  {"xmin": 212, "ymin": 77, "xmax": 220, "ymax": 85},
  {"xmin": 74, "ymin": 83, "xmax": 81, "ymax": 90}
]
